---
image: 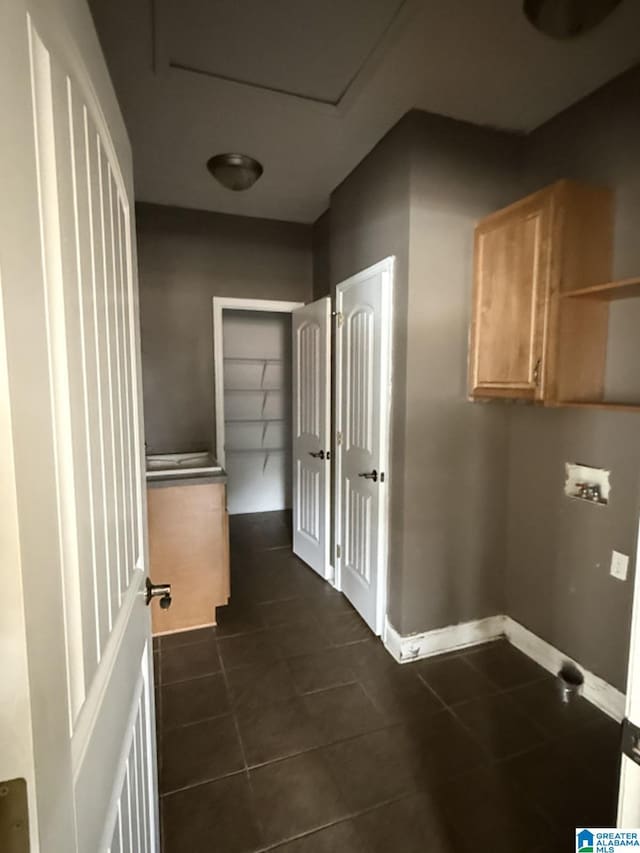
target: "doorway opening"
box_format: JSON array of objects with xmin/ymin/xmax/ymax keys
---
[
  {"xmin": 213, "ymin": 259, "xmax": 395, "ymax": 640},
  {"xmin": 213, "ymin": 298, "xmax": 303, "ymax": 515},
  {"xmin": 221, "ymin": 309, "xmax": 292, "ymax": 515}
]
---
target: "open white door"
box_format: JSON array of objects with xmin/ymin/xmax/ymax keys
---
[
  {"xmin": 617, "ymin": 515, "xmax": 640, "ymax": 826},
  {"xmin": 0, "ymin": 0, "xmax": 158, "ymax": 851},
  {"xmin": 292, "ymin": 297, "xmax": 331, "ymax": 578},
  {"xmin": 335, "ymin": 259, "xmax": 393, "ymax": 634}
]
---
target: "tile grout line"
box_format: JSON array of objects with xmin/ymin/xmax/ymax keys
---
[
  {"xmin": 160, "ymin": 707, "xmax": 236, "ymax": 736},
  {"xmin": 215, "ymin": 621, "xmax": 268, "ymax": 842},
  {"xmin": 411, "ymin": 650, "xmax": 593, "ymax": 836},
  {"xmin": 419, "ymin": 680, "xmax": 564, "ymax": 839},
  {"xmin": 160, "ymin": 666, "xmax": 224, "ymax": 688},
  {"xmin": 160, "ymin": 519, "xmax": 618, "ymax": 851},
  {"xmin": 224, "ymin": 539, "xmax": 297, "ymax": 847},
  {"xmin": 414, "ymin": 655, "xmax": 563, "ymax": 758},
  {"xmin": 215, "ymin": 622, "xmax": 254, "ymax": 783},
  {"xmin": 253, "ymin": 788, "xmax": 445, "ymax": 853},
  {"xmin": 161, "ymin": 699, "xmax": 439, "ymax": 802}
]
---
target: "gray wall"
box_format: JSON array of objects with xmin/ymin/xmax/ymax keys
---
[
  {"xmin": 136, "ymin": 203, "xmax": 312, "ymax": 453},
  {"xmin": 328, "ymin": 112, "xmax": 523, "ymax": 636},
  {"xmin": 400, "ymin": 113, "xmax": 523, "ymax": 635},
  {"xmin": 137, "ymin": 66, "xmax": 640, "ymax": 690},
  {"xmin": 328, "ymin": 116, "xmax": 413, "ymax": 617},
  {"xmin": 325, "ymin": 68, "xmax": 640, "ymax": 689},
  {"xmin": 506, "ymin": 66, "xmax": 640, "ymax": 690},
  {"xmin": 312, "ymin": 210, "xmax": 331, "ymax": 300},
  {"xmin": 506, "ymin": 408, "xmax": 640, "ymax": 690}
]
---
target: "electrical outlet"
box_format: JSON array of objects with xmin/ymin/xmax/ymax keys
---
[{"xmin": 610, "ymin": 551, "xmax": 629, "ymax": 582}]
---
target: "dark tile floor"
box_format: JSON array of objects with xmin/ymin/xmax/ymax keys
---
[{"xmin": 155, "ymin": 510, "xmax": 621, "ymax": 853}]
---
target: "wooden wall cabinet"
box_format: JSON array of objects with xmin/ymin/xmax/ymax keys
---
[
  {"xmin": 148, "ymin": 480, "xmax": 230, "ymax": 636},
  {"xmin": 469, "ymin": 180, "xmax": 614, "ymax": 404}
]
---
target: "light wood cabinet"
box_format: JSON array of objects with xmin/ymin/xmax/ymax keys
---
[
  {"xmin": 147, "ymin": 480, "xmax": 230, "ymax": 636},
  {"xmin": 469, "ymin": 180, "xmax": 613, "ymax": 404}
]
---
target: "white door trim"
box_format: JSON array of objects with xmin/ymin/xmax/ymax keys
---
[
  {"xmin": 617, "ymin": 504, "xmax": 640, "ymax": 825},
  {"xmin": 212, "ymin": 297, "xmax": 304, "ymax": 468},
  {"xmin": 334, "ymin": 257, "xmax": 394, "ymax": 636}
]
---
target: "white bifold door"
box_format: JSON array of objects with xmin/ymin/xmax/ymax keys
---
[
  {"xmin": 292, "ymin": 298, "xmax": 331, "ymax": 578},
  {"xmin": 0, "ymin": 0, "xmax": 158, "ymax": 851},
  {"xmin": 335, "ymin": 259, "xmax": 394, "ymax": 634}
]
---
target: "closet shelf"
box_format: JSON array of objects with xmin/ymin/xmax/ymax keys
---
[
  {"xmin": 224, "ymin": 388, "xmax": 283, "ymax": 393},
  {"xmin": 225, "ymin": 448, "xmax": 288, "ymax": 454},
  {"xmin": 224, "ymin": 356, "xmax": 283, "ymax": 363},
  {"xmin": 225, "ymin": 418, "xmax": 285, "ymax": 424}
]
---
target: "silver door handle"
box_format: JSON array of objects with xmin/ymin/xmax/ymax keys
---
[
  {"xmin": 145, "ymin": 578, "xmax": 172, "ymax": 610},
  {"xmin": 309, "ymin": 450, "xmax": 326, "ymax": 460},
  {"xmin": 358, "ymin": 469, "xmax": 378, "ymax": 483}
]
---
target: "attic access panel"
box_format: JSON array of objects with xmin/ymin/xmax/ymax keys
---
[{"xmin": 163, "ymin": 0, "xmax": 406, "ymax": 104}]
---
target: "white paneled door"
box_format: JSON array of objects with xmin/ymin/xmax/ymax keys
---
[
  {"xmin": 292, "ymin": 298, "xmax": 331, "ymax": 577},
  {"xmin": 335, "ymin": 259, "xmax": 393, "ymax": 634},
  {"xmin": 0, "ymin": 0, "xmax": 158, "ymax": 851}
]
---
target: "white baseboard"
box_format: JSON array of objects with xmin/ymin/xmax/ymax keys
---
[
  {"xmin": 383, "ymin": 613, "xmax": 625, "ymax": 722},
  {"xmin": 503, "ymin": 617, "xmax": 625, "ymax": 722},
  {"xmin": 383, "ymin": 614, "xmax": 506, "ymax": 663}
]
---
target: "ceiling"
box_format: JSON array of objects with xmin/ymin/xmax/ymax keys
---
[{"xmin": 90, "ymin": 0, "xmax": 640, "ymax": 223}]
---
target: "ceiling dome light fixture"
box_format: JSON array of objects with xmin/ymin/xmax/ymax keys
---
[
  {"xmin": 524, "ymin": 0, "xmax": 623, "ymax": 38},
  {"xmin": 206, "ymin": 153, "xmax": 263, "ymax": 191}
]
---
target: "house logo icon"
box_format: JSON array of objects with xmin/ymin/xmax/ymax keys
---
[{"xmin": 577, "ymin": 829, "xmax": 594, "ymax": 852}]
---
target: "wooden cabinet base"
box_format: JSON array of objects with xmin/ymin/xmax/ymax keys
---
[{"xmin": 147, "ymin": 481, "xmax": 230, "ymax": 636}]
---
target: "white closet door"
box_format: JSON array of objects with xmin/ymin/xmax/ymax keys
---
[
  {"xmin": 292, "ymin": 298, "xmax": 331, "ymax": 578},
  {"xmin": 335, "ymin": 259, "xmax": 393, "ymax": 634}
]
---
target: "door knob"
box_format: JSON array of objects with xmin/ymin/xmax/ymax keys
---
[
  {"xmin": 309, "ymin": 450, "xmax": 326, "ymax": 460},
  {"xmin": 358, "ymin": 469, "xmax": 378, "ymax": 483},
  {"xmin": 145, "ymin": 578, "xmax": 172, "ymax": 610}
]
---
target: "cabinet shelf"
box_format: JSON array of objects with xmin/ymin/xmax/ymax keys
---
[{"xmin": 561, "ymin": 277, "xmax": 640, "ymax": 301}]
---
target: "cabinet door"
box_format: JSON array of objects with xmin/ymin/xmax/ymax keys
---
[{"xmin": 470, "ymin": 194, "xmax": 552, "ymax": 400}]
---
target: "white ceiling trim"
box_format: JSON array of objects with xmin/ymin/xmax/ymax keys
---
[
  {"xmin": 91, "ymin": 0, "xmax": 640, "ymax": 223},
  {"xmin": 151, "ymin": 0, "xmax": 421, "ymax": 115}
]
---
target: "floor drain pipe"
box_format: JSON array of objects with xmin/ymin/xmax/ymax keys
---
[{"xmin": 557, "ymin": 661, "xmax": 584, "ymax": 703}]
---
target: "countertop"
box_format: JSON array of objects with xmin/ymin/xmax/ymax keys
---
[{"xmin": 146, "ymin": 469, "xmax": 227, "ymax": 489}]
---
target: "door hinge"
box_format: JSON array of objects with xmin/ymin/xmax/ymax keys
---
[
  {"xmin": 533, "ymin": 357, "xmax": 542, "ymax": 386},
  {"xmin": 335, "ymin": 312, "xmax": 343, "ymax": 327},
  {"xmin": 622, "ymin": 718, "xmax": 640, "ymax": 766},
  {"xmin": 336, "ymin": 544, "xmax": 341, "ymax": 560},
  {"xmin": 0, "ymin": 778, "xmax": 28, "ymax": 852},
  {"xmin": 336, "ymin": 432, "xmax": 342, "ymax": 446}
]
